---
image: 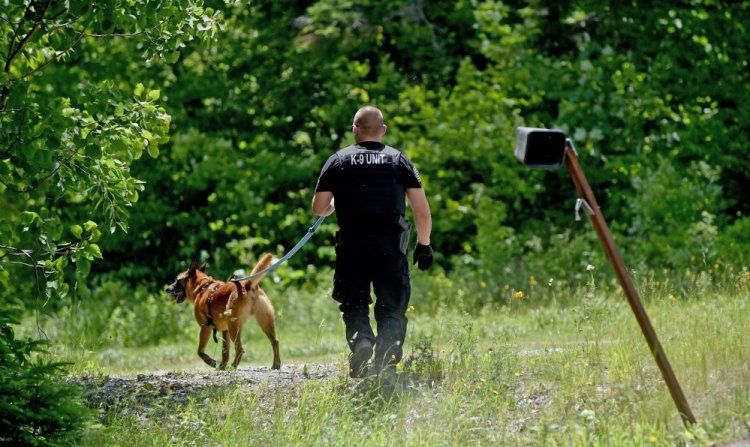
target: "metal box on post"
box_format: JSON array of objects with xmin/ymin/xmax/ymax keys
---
[
  {"xmin": 511, "ymin": 126, "xmax": 697, "ymax": 426},
  {"xmin": 513, "ymin": 127, "xmax": 567, "ymax": 169}
]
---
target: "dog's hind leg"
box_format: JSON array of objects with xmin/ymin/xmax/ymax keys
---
[
  {"xmin": 230, "ymin": 325, "xmax": 245, "ymax": 369},
  {"xmin": 218, "ymin": 330, "xmax": 230, "ymax": 370},
  {"xmin": 254, "ymin": 298, "xmax": 281, "ymax": 370},
  {"xmin": 198, "ymin": 326, "xmax": 217, "ymax": 368}
]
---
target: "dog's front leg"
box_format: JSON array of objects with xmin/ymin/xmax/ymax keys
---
[
  {"xmin": 219, "ymin": 330, "xmax": 230, "ymax": 370},
  {"xmin": 197, "ymin": 326, "xmax": 217, "ymax": 368}
]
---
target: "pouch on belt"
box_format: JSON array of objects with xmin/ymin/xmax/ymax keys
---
[{"xmin": 398, "ymin": 216, "xmax": 412, "ymax": 255}]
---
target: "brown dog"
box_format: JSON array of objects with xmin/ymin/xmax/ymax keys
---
[{"xmin": 165, "ymin": 254, "xmax": 280, "ymax": 370}]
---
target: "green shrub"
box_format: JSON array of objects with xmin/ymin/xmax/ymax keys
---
[
  {"xmin": 719, "ymin": 215, "xmax": 750, "ymax": 267},
  {"xmin": 0, "ymin": 309, "xmax": 90, "ymax": 446},
  {"xmin": 628, "ymin": 158, "xmax": 724, "ymax": 268},
  {"xmin": 42, "ymin": 281, "xmax": 191, "ymax": 349}
]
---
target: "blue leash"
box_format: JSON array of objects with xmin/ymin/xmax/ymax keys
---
[{"xmin": 230, "ymin": 215, "xmax": 327, "ymax": 281}]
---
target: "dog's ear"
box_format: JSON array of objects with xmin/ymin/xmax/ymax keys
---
[
  {"xmin": 188, "ymin": 259, "xmax": 197, "ymax": 277},
  {"xmin": 198, "ymin": 262, "xmax": 207, "ymax": 272}
]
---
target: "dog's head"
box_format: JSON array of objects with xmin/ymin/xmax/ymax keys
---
[{"xmin": 165, "ymin": 260, "xmax": 206, "ymax": 304}]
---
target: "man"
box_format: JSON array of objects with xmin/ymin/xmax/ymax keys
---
[{"xmin": 312, "ymin": 106, "xmax": 433, "ymax": 378}]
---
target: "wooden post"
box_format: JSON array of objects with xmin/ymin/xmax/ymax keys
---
[{"xmin": 564, "ymin": 141, "xmax": 696, "ymax": 426}]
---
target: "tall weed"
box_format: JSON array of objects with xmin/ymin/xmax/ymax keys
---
[{"xmin": 35, "ymin": 281, "xmax": 191, "ymax": 349}]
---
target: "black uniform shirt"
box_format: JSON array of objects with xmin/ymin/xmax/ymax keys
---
[
  {"xmin": 315, "ymin": 141, "xmax": 422, "ymax": 193},
  {"xmin": 315, "ymin": 141, "xmax": 422, "ymax": 230}
]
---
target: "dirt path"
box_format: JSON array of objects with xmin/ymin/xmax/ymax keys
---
[
  {"xmin": 69, "ymin": 361, "xmax": 750, "ymax": 447},
  {"xmin": 66, "ymin": 343, "xmax": 619, "ymax": 419},
  {"xmin": 71, "ymin": 363, "xmax": 341, "ymax": 419}
]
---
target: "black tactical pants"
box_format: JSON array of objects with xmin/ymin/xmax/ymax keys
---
[{"xmin": 332, "ymin": 230, "xmax": 410, "ymax": 368}]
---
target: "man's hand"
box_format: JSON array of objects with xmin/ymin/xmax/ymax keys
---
[{"xmin": 413, "ymin": 243, "xmax": 433, "ymax": 271}]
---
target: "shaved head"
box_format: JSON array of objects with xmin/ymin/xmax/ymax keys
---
[
  {"xmin": 353, "ymin": 106, "xmax": 384, "ymax": 129},
  {"xmin": 352, "ymin": 106, "xmax": 387, "ymax": 142}
]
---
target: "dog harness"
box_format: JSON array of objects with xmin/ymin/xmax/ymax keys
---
[
  {"xmin": 198, "ymin": 278, "xmax": 221, "ymax": 343},
  {"xmin": 196, "ymin": 278, "xmax": 245, "ymax": 343}
]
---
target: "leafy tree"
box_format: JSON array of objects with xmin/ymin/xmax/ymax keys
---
[
  {"xmin": 0, "ymin": 1, "xmax": 221, "ymax": 303},
  {"xmin": 1, "ymin": 2, "xmax": 220, "ymax": 442}
]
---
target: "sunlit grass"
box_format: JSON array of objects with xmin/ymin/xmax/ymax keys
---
[{"xmin": 26, "ymin": 267, "xmax": 750, "ymax": 445}]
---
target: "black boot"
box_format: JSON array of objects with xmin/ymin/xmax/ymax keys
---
[
  {"xmin": 349, "ymin": 338, "xmax": 373, "ymax": 378},
  {"xmin": 373, "ymin": 315, "xmax": 405, "ymax": 374}
]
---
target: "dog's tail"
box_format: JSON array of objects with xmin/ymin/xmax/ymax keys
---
[{"xmin": 243, "ymin": 253, "xmax": 274, "ymax": 290}]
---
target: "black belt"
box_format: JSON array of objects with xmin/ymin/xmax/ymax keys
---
[{"xmin": 338, "ymin": 215, "xmax": 401, "ymax": 233}]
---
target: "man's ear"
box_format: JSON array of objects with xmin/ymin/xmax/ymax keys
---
[
  {"xmin": 198, "ymin": 262, "xmax": 207, "ymax": 272},
  {"xmin": 188, "ymin": 259, "xmax": 197, "ymax": 277}
]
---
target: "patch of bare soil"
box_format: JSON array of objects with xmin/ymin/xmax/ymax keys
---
[{"xmin": 69, "ymin": 363, "xmax": 341, "ymax": 419}]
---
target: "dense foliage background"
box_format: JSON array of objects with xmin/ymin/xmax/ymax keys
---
[
  {"xmin": 2, "ymin": 0, "xmax": 749, "ymax": 311},
  {"xmin": 2, "ymin": 1, "xmax": 749, "ymax": 442}
]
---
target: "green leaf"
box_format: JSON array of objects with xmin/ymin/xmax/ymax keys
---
[
  {"xmin": 54, "ymin": 256, "xmax": 68, "ymax": 271},
  {"xmin": 86, "ymin": 243, "xmax": 103, "ymax": 259},
  {"xmin": 167, "ymin": 51, "xmax": 181, "ymax": 64},
  {"xmin": 90, "ymin": 228, "xmax": 102, "ymax": 242},
  {"xmin": 47, "ymin": 218, "xmax": 63, "ymax": 240},
  {"xmin": 148, "ymin": 89, "xmax": 161, "ymax": 101},
  {"xmin": 84, "ymin": 221, "xmax": 98, "ymax": 232},
  {"xmin": 132, "ymin": 138, "xmax": 144, "ymax": 160},
  {"xmin": 21, "ymin": 211, "xmax": 41, "ymax": 226},
  {"xmin": 70, "ymin": 224, "xmax": 83, "ymax": 239},
  {"xmin": 110, "ymin": 137, "xmax": 128, "ymax": 154},
  {"xmin": 0, "ymin": 266, "xmax": 8, "ymax": 287},
  {"xmin": 147, "ymin": 142, "xmax": 159, "ymax": 158},
  {"xmin": 76, "ymin": 258, "xmax": 91, "ymax": 277},
  {"xmin": 85, "ymin": 144, "xmax": 102, "ymax": 158},
  {"xmin": 134, "ymin": 83, "xmax": 145, "ymax": 97}
]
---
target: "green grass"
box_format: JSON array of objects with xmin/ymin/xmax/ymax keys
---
[{"xmin": 26, "ymin": 270, "xmax": 750, "ymax": 446}]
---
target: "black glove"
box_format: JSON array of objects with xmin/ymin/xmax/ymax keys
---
[{"xmin": 413, "ymin": 243, "xmax": 433, "ymax": 271}]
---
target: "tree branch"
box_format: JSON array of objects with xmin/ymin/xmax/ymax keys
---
[
  {"xmin": 4, "ymin": 0, "xmax": 54, "ymax": 73},
  {"xmin": 0, "ymin": 259, "xmax": 45, "ymax": 269},
  {"xmin": 0, "ymin": 148, "xmax": 77, "ymax": 194},
  {"xmin": 0, "ymin": 85, "xmax": 30, "ymax": 158},
  {"xmin": 0, "ymin": 14, "xmax": 19, "ymax": 35},
  {"xmin": 48, "ymin": 16, "xmax": 168, "ymax": 39},
  {"xmin": 1, "ymin": 0, "xmax": 54, "ymax": 112},
  {"xmin": 21, "ymin": 30, "xmax": 84, "ymax": 79},
  {"xmin": 0, "ymin": 242, "xmax": 79, "ymax": 258},
  {"xmin": 0, "ymin": 242, "xmax": 44, "ymax": 299}
]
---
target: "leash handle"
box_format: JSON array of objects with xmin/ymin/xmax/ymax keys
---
[{"xmin": 230, "ymin": 215, "xmax": 326, "ymax": 282}]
